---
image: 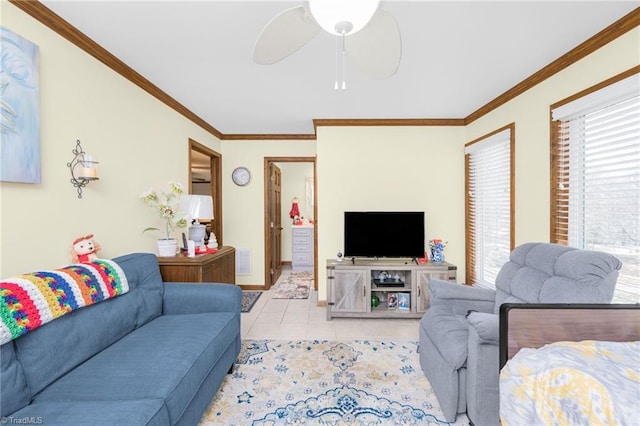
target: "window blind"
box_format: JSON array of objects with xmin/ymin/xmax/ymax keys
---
[
  {"xmin": 551, "ymin": 73, "xmax": 640, "ymax": 303},
  {"xmin": 465, "ymin": 128, "xmax": 513, "ymax": 288}
]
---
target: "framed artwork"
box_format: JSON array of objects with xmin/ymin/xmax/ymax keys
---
[
  {"xmin": 387, "ymin": 293, "xmax": 398, "ymax": 310},
  {"xmin": 0, "ymin": 27, "xmax": 40, "ymax": 183},
  {"xmin": 398, "ymin": 293, "xmax": 410, "ymax": 311}
]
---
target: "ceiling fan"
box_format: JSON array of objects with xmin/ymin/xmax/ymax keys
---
[{"xmin": 252, "ymin": 0, "xmax": 402, "ymax": 88}]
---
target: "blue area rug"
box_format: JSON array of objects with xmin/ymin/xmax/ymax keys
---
[
  {"xmin": 241, "ymin": 291, "xmax": 262, "ymax": 313},
  {"xmin": 199, "ymin": 340, "xmax": 470, "ymax": 425}
]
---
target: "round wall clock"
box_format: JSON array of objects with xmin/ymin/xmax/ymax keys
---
[{"xmin": 232, "ymin": 166, "xmax": 251, "ymax": 186}]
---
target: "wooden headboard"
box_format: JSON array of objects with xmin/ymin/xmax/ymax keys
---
[{"xmin": 499, "ymin": 303, "xmax": 640, "ymax": 369}]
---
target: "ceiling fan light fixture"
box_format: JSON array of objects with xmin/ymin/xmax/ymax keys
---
[{"xmin": 309, "ymin": 0, "xmax": 380, "ymax": 35}]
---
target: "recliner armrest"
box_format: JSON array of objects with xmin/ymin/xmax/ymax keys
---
[
  {"xmin": 428, "ymin": 279, "xmax": 496, "ymax": 315},
  {"xmin": 162, "ymin": 283, "xmax": 242, "ymax": 315},
  {"xmin": 467, "ymin": 312, "xmax": 499, "ymax": 344},
  {"xmin": 430, "ymin": 278, "xmax": 495, "ymax": 302}
]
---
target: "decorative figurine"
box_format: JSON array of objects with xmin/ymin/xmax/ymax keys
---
[{"xmin": 70, "ymin": 234, "xmax": 101, "ymax": 263}]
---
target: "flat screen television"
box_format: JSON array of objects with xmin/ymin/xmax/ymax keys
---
[{"xmin": 344, "ymin": 211, "xmax": 425, "ymax": 259}]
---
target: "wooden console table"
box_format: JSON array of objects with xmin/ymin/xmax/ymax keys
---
[
  {"xmin": 157, "ymin": 246, "xmax": 236, "ymax": 284},
  {"xmin": 326, "ymin": 258, "xmax": 457, "ymax": 319}
]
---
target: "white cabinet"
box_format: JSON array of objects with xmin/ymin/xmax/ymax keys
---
[
  {"xmin": 327, "ymin": 259, "xmax": 457, "ymax": 319},
  {"xmin": 291, "ymin": 226, "xmax": 314, "ymax": 271}
]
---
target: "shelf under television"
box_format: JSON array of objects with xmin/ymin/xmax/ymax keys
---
[{"xmin": 372, "ymin": 285, "xmax": 411, "ymax": 291}]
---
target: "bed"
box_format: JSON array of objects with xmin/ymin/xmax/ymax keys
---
[{"xmin": 498, "ymin": 303, "xmax": 640, "ymax": 425}]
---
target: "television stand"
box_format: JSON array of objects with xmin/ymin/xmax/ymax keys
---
[{"xmin": 326, "ymin": 258, "xmax": 457, "ymax": 320}]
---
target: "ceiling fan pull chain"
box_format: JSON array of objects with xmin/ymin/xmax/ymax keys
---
[
  {"xmin": 341, "ymin": 32, "xmax": 347, "ymax": 91},
  {"xmin": 334, "ymin": 35, "xmax": 339, "ymax": 91}
]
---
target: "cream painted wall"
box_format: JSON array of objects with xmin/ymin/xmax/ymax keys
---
[
  {"xmin": 3, "ymin": 2, "xmax": 636, "ymax": 304},
  {"xmin": 279, "ymin": 162, "xmax": 314, "ymax": 262},
  {"xmin": 0, "ymin": 3, "xmax": 221, "ymax": 276},
  {"xmin": 221, "ymin": 141, "xmax": 316, "ymax": 286},
  {"xmin": 316, "ymin": 126, "xmax": 466, "ymax": 300},
  {"xmin": 465, "ymin": 28, "xmax": 640, "ymax": 247}
]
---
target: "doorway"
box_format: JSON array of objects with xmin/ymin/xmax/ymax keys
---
[
  {"xmin": 189, "ymin": 139, "xmax": 222, "ymax": 245},
  {"xmin": 264, "ymin": 157, "xmax": 317, "ymax": 291}
]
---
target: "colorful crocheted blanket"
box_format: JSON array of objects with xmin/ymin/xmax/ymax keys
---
[{"xmin": 0, "ymin": 259, "xmax": 129, "ymax": 345}]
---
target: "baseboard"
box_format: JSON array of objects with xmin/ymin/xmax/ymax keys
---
[{"xmin": 238, "ymin": 284, "xmax": 267, "ymax": 291}]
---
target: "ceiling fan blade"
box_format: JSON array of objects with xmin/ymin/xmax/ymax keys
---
[
  {"xmin": 345, "ymin": 10, "xmax": 402, "ymax": 79},
  {"xmin": 253, "ymin": 6, "xmax": 321, "ymax": 65}
]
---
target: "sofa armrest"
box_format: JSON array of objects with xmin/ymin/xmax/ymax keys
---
[
  {"xmin": 467, "ymin": 312, "xmax": 499, "ymax": 345},
  {"xmin": 429, "ymin": 279, "xmax": 496, "ymax": 313},
  {"xmin": 162, "ymin": 283, "xmax": 242, "ymax": 315}
]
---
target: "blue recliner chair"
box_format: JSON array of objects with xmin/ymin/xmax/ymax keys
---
[{"xmin": 418, "ymin": 243, "xmax": 621, "ymax": 425}]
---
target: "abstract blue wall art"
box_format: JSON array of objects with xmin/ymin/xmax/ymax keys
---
[{"xmin": 1, "ymin": 26, "xmax": 40, "ymax": 183}]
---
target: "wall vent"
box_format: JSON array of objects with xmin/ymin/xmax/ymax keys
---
[{"xmin": 236, "ymin": 248, "xmax": 251, "ymax": 275}]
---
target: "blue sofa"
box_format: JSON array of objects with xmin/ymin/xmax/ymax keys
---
[{"xmin": 0, "ymin": 253, "xmax": 241, "ymax": 425}]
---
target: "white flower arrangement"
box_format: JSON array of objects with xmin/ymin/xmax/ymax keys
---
[{"xmin": 140, "ymin": 182, "xmax": 187, "ymax": 240}]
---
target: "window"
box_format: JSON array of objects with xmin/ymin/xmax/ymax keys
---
[
  {"xmin": 465, "ymin": 124, "xmax": 515, "ymax": 288},
  {"xmin": 551, "ymin": 71, "xmax": 640, "ymax": 303}
]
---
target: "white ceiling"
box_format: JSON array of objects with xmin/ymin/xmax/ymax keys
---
[{"xmin": 41, "ymin": 1, "xmax": 638, "ymax": 135}]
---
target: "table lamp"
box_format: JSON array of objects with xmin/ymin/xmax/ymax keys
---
[{"xmin": 180, "ymin": 195, "xmax": 214, "ymax": 249}]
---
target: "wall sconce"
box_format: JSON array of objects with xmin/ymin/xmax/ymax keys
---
[{"xmin": 67, "ymin": 140, "xmax": 99, "ymax": 198}]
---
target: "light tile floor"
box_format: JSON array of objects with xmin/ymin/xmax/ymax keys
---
[{"xmin": 242, "ymin": 268, "xmax": 421, "ymax": 340}]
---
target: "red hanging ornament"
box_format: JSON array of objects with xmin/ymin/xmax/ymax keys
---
[{"xmin": 289, "ymin": 197, "xmax": 301, "ymax": 221}]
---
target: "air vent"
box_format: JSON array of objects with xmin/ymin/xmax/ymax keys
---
[{"xmin": 236, "ymin": 248, "xmax": 251, "ymax": 275}]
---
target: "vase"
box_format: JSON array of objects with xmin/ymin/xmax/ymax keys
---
[
  {"xmin": 157, "ymin": 239, "xmax": 178, "ymax": 257},
  {"xmin": 371, "ymin": 294, "xmax": 380, "ymax": 308},
  {"xmin": 431, "ymin": 249, "xmax": 445, "ymax": 263}
]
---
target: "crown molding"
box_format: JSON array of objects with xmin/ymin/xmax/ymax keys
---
[
  {"xmin": 465, "ymin": 7, "xmax": 640, "ymax": 125},
  {"xmin": 221, "ymin": 134, "xmax": 317, "ymax": 141},
  {"xmin": 10, "ymin": 1, "xmax": 639, "ymax": 139},
  {"xmin": 314, "ymin": 118, "xmax": 465, "ymax": 128}
]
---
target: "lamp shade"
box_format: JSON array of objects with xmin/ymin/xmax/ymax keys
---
[
  {"xmin": 180, "ymin": 195, "xmax": 214, "ymax": 221},
  {"xmin": 309, "ymin": 0, "xmax": 380, "ymax": 36}
]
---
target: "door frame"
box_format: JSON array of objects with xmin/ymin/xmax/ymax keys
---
[
  {"xmin": 269, "ymin": 162, "xmax": 283, "ymax": 287},
  {"xmin": 264, "ymin": 156, "xmax": 318, "ymax": 291},
  {"xmin": 189, "ymin": 139, "xmax": 223, "ymax": 245}
]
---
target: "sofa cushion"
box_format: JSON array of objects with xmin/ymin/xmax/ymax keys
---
[
  {"xmin": 14, "ymin": 253, "xmax": 164, "ymax": 396},
  {"xmin": 11, "ymin": 399, "xmax": 169, "ymax": 426},
  {"xmin": 542, "ymin": 250, "xmax": 619, "ymax": 302},
  {"xmin": 0, "ymin": 342, "xmax": 30, "ymax": 416},
  {"xmin": 494, "ymin": 243, "xmax": 571, "ymax": 311},
  {"xmin": 420, "ymin": 306, "xmax": 469, "ymax": 370},
  {"xmin": 113, "ymin": 253, "xmax": 165, "ymax": 328},
  {"xmin": 493, "ymin": 243, "xmax": 620, "ymax": 313},
  {"xmin": 34, "ymin": 312, "xmax": 238, "ymax": 424}
]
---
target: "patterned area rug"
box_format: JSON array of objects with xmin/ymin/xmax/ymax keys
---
[
  {"xmin": 271, "ymin": 270, "xmax": 313, "ymax": 299},
  {"xmin": 199, "ymin": 340, "xmax": 470, "ymax": 425},
  {"xmin": 241, "ymin": 291, "xmax": 262, "ymax": 313}
]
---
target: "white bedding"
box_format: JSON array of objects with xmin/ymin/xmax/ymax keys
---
[{"xmin": 500, "ymin": 340, "xmax": 640, "ymax": 426}]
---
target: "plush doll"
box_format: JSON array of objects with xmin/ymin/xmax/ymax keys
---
[{"xmin": 70, "ymin": 234, "xmax": 101, "ymax": 263}]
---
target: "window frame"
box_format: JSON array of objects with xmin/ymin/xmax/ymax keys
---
[
  {"xmin": 550, "ymin": 68, "xmax": 640, "ymax": 303},
  {"xmin": 465, "ymin": 123, "xmax": 516, "ymax": 287}
]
